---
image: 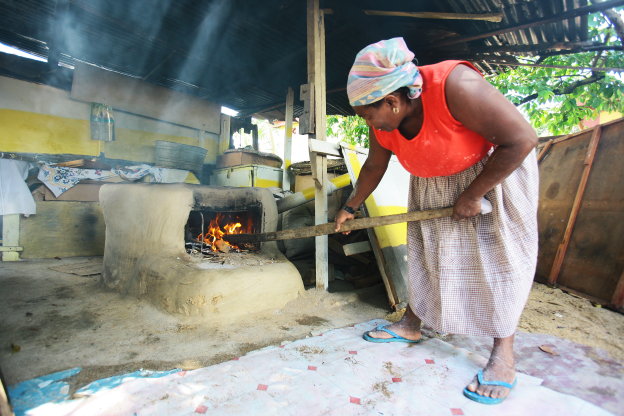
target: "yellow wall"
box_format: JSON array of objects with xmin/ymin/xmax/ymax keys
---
[
  {"xmin": 0, "ymin": 76, "xmax": 219, "ymax": 165},
  {"xmin": 0, "ymin": 109, "xmax": 95, "ymax": 155},
  {"xmin": 347, "ymin": 152, "xmax": 407, "ymax": 248}
]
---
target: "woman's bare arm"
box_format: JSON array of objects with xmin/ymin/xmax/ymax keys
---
[
  {"xmin": 335, "ymin": 128, "xmax": 391, "ymax": 231},
  {"xmin": 445, "ymin": 65, "xmax": 538, "ymax": 219}
]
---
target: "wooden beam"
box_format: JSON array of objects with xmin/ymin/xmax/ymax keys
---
[
  {"xmin": 482, "ymin": 61, "xmax": 624, "ymax": 73},
  {"xmin": 0, "ymin": 246, "xmax": 23, "ymax": 252},
  {"xmin": 364, "ymin": 213, "xmax": 400, "ymax": 309},
  {"xmin": 343, "ymin": 241, "xmax": 372, "ymax": 256},
  {"xmin": 548, "ymin": 126, "xmax": 602, "ymax": 285},
  {"xmin": 537, "ymin": 139, "xmax": 554, "ymax": 162},
  {"xmin": 282, "ymin": 87, "xmax": 294, "ymax": 192},
  {"xmin": 364, "ymin": 10, "xmax": 502, "ymax": 22},
  {"xmin": 1, "ymin": 214, "xmax": 20, "ymax": 261},
  {"xmin": 471, "ymin": 41, "xmax": 598, "ymax": 55},
  {"xmin": 308, "ymin": 139, "xmax": 341, "ymax": 157},
  {"xmin": 307, "ymin": 0, "xmax": 329, "ymax": 290},
  {"xmin": 432, "ymin": 0, "xmax": 624, "ymax": 48}
]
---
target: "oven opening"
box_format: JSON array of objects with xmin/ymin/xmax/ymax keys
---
[{"xmin": 185, "ymin": 205, "xmax": 262, "ymax": 256}]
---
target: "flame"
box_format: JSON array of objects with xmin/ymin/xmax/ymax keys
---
[{"xmin": 196, "ymin": 212, "xmax": 251, "ymax": 252}]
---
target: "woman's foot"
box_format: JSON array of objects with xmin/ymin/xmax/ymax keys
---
[
  {"xmin": 465, "ymin": 335, "xmax": 516, "ymax": 401},
  {"xmin": 365, "ymin": 306, "xmax": 422, "ymax": 341}
]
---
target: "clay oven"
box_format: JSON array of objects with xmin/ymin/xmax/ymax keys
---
[{"xmin": 99, "ymin": 183, "xmax": 303, "ymax": 318}]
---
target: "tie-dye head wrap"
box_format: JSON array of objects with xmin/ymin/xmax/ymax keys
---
[{"xmin": 347, "ymin": 37, "xmax": 423, "ymax": 107}]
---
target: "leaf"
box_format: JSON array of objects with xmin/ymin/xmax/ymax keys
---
[{"xmin": 539, "ymin": 345, "xmax": 559, "ymax": 356}]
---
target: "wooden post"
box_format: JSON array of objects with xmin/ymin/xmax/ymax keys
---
[
  {"xmin": 548, "ymin": 126, "xmax": 602, "ymax": 285},
  {"xmin": 219, "ymin": 115, "xmax": 231, "ymax": 154},
  {"xmin": 2, "ymin": 214, "xmax": 21, "ymax": 261},
  {"xmin": 306, "ymin": 0, "xmax": 329, "ymax": 290},
  {"xmin": 283, "ymin": 87, "xmax": 294, "ymax": 192}
]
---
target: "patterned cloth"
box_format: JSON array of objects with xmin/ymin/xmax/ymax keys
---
[
  {"xmin": 407, "ymin": 151, "xmax": 539, "ymax": 338},
  {"xmin": 37, "ymin": 164, "xmax": 166, "ymax": 197},
  {"xmin": 347, "ymin": 37, "xmax": 423, "ymax": 106}
]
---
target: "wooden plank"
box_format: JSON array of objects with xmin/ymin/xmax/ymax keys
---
[
  {"xmin": 309, "ymin": 139, "xmax": 341, "ymax": 157},
  {"xmin": 0, "ymin": 246, "xmax": 23, "ymax": 252},
  {"xmin": 550, "ymin": 119, "xmax": 624, "ymax": 302},
  {"xmin": 364, "ymin": 212, "xmax": 400, "ymax": 309},
  {"xmin": 283, "ymin": 87, "xmax": 294, "ymax": 191},
  {"xmin": 364, "ymin": 10, "xmax": 503, "ymax": 22},
  {"xmin": 299, "ymin": 83, "xmax": 313, "ymax": 135},
  {"xmin": 71, "ymin": 63, "xmax": 221, "ymax": 133},
  {"xmin": 314, "ymin": 154, "xmax": 329, "ymax": 289},
  {"xmin": 218, "ymin": 115, "xmax": 231, "ymax": 155},
  {"xmin": 537, "ymin": 139, "xmax": 554, "ymax": 162},
  {"xmin": 535, "ymin": 130, "xmax": 589, "ymax": 283},
  {"xmin": 225, "ymin": 206, "xmax": 454, "ymax": 243},
  {"xmin": 432, "ymin": 0, "xmax": 624, "ymax": 48},
  {"xmin": 307, "ymin": 0, "xmax": 329, "ymax": 290},
  {"xmin": 1, "ymin": 214, "xmax": 20, "ymax": 261},
  {"xmin": 20, "ymin": 202, "xmax": 105, "ymax": 259},
  {"xmin": 548, "ymin": 126, "xmax": 602, "ymax": 285},
  {"xmin": 343, "ymin": 241, "xmax": 372, "ymax": 256}
]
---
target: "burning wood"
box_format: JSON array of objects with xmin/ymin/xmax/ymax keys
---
[
  {"xmin": 187, "ymin": 212, "xmax": 255, "ymax": 255},
  {"xmin": 214, "ymin": 239, "xmax": 231, "ymax": 253}
]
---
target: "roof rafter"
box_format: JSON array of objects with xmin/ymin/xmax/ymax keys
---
[{"xmin": 431, "ymin": 0, "xmax": 624, "ymax": 48}]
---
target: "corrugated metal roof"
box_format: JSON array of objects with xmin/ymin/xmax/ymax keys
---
[{"xmin": 0, "ymin": 0, "xmax": 615, "ymax": 119}]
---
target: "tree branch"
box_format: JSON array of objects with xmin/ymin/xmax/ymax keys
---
[
  {"xmin": 516, "ymin": 73, "xmax": 606, "ymax": 105},
  {"xmin": 602, "ymin": 8, "xmax": 624, "ymax": 42}
]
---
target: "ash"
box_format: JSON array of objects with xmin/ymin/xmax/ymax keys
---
[{"xmin": 185, "ymin": 243, "xmax": 278, "ymax": 267}]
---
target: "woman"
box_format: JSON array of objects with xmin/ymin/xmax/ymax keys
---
[{"xmin": 334, "ymin": 37, "xmax": 539, "ymax": 405}]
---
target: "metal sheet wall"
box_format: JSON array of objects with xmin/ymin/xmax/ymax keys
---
[{"xmin": 536, "ymin": 118, "xmax": 624, "ymax": 310}]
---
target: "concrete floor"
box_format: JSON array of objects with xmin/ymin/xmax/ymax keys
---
[
  {"xmin": 0, "ymin": 257, "xmax": 388, "ymax": 389},
  {"xmin": 1, "ymin": 257, "xmax": 623, "ymax": 415}
]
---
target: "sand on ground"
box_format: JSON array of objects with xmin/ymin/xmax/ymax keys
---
[{"xmin": 0, "ymin": 257, "xmax": 622, "ymax": 393}]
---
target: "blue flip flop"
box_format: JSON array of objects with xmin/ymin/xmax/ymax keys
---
[
  {"xmin": 362, "ymin": 324, "xmax": 423, "ymax": 343},
  {"xmin": 463, "ymin": 369, "xmax": 517, "ymax": 405}
]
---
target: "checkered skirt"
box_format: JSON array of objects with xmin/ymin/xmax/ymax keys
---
[{"xmin": 407, "ymin": 151, "xmax": 539, "ymax": 338}]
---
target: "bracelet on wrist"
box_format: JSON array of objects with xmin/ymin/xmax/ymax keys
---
[{"xmin": 342, "ymin": 205, "xmax": 356, "ymax": 214}]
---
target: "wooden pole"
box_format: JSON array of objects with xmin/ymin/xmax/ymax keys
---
[
  {"xmin": 364, "ymin": 10, "xmax": 503, "ymax": 22},
  {"xmin": 537, "ymin": 139, "xmax": 554, "ymax": 162},
  {"xmin": 307, "ymin": 0, "xmax": 329, "ymax": 290},
  {"xmin": 225, "ymin": 206, "xmax": 454, "ymax": 244},
  {"xmin": 282, "ymin": 87, "xmax": 294, "ymax": 192},
  {"xmin": 548, "ymin": 126, "xmax": 602, "ymax": 285}
]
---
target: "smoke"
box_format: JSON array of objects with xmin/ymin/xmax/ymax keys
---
[{"xmin": 173, "ymin": 0, "xmax": 234, "ymax": 95}]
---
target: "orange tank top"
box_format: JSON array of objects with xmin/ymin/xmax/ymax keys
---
[{"xmin": 373, "ymin": 60, "xmax": 494, "ymax": 178}]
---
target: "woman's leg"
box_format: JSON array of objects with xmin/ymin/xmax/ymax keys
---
[
  {"xmin": 365, "ymin": 305, "xmax": 422, "ymax": 341},
  {"xmin": 465, "ymin": 335, "xmax": 516, "ymax": 399}
]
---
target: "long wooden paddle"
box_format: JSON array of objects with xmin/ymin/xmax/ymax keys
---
[{"xmin": 223, "ymin": 198, "xmax": 492, "ymax": 244}]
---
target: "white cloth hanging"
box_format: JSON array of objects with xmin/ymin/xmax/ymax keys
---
[{"xmin": 0, "ymin": 159, "xmax": 36, "ymax": 215}]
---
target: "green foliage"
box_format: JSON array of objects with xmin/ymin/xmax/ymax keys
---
[
  {"xmin": 327, "ymin": 114, "xmax": 369, "ymax": 147},
  {"xmin": 487, "ymin": 11, "xmax": 624, "ymax": 135}
]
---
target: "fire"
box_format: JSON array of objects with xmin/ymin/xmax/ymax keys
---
[{"xmin": 196, "ymin": 212, "xmax": 250, "ymax": 252}]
